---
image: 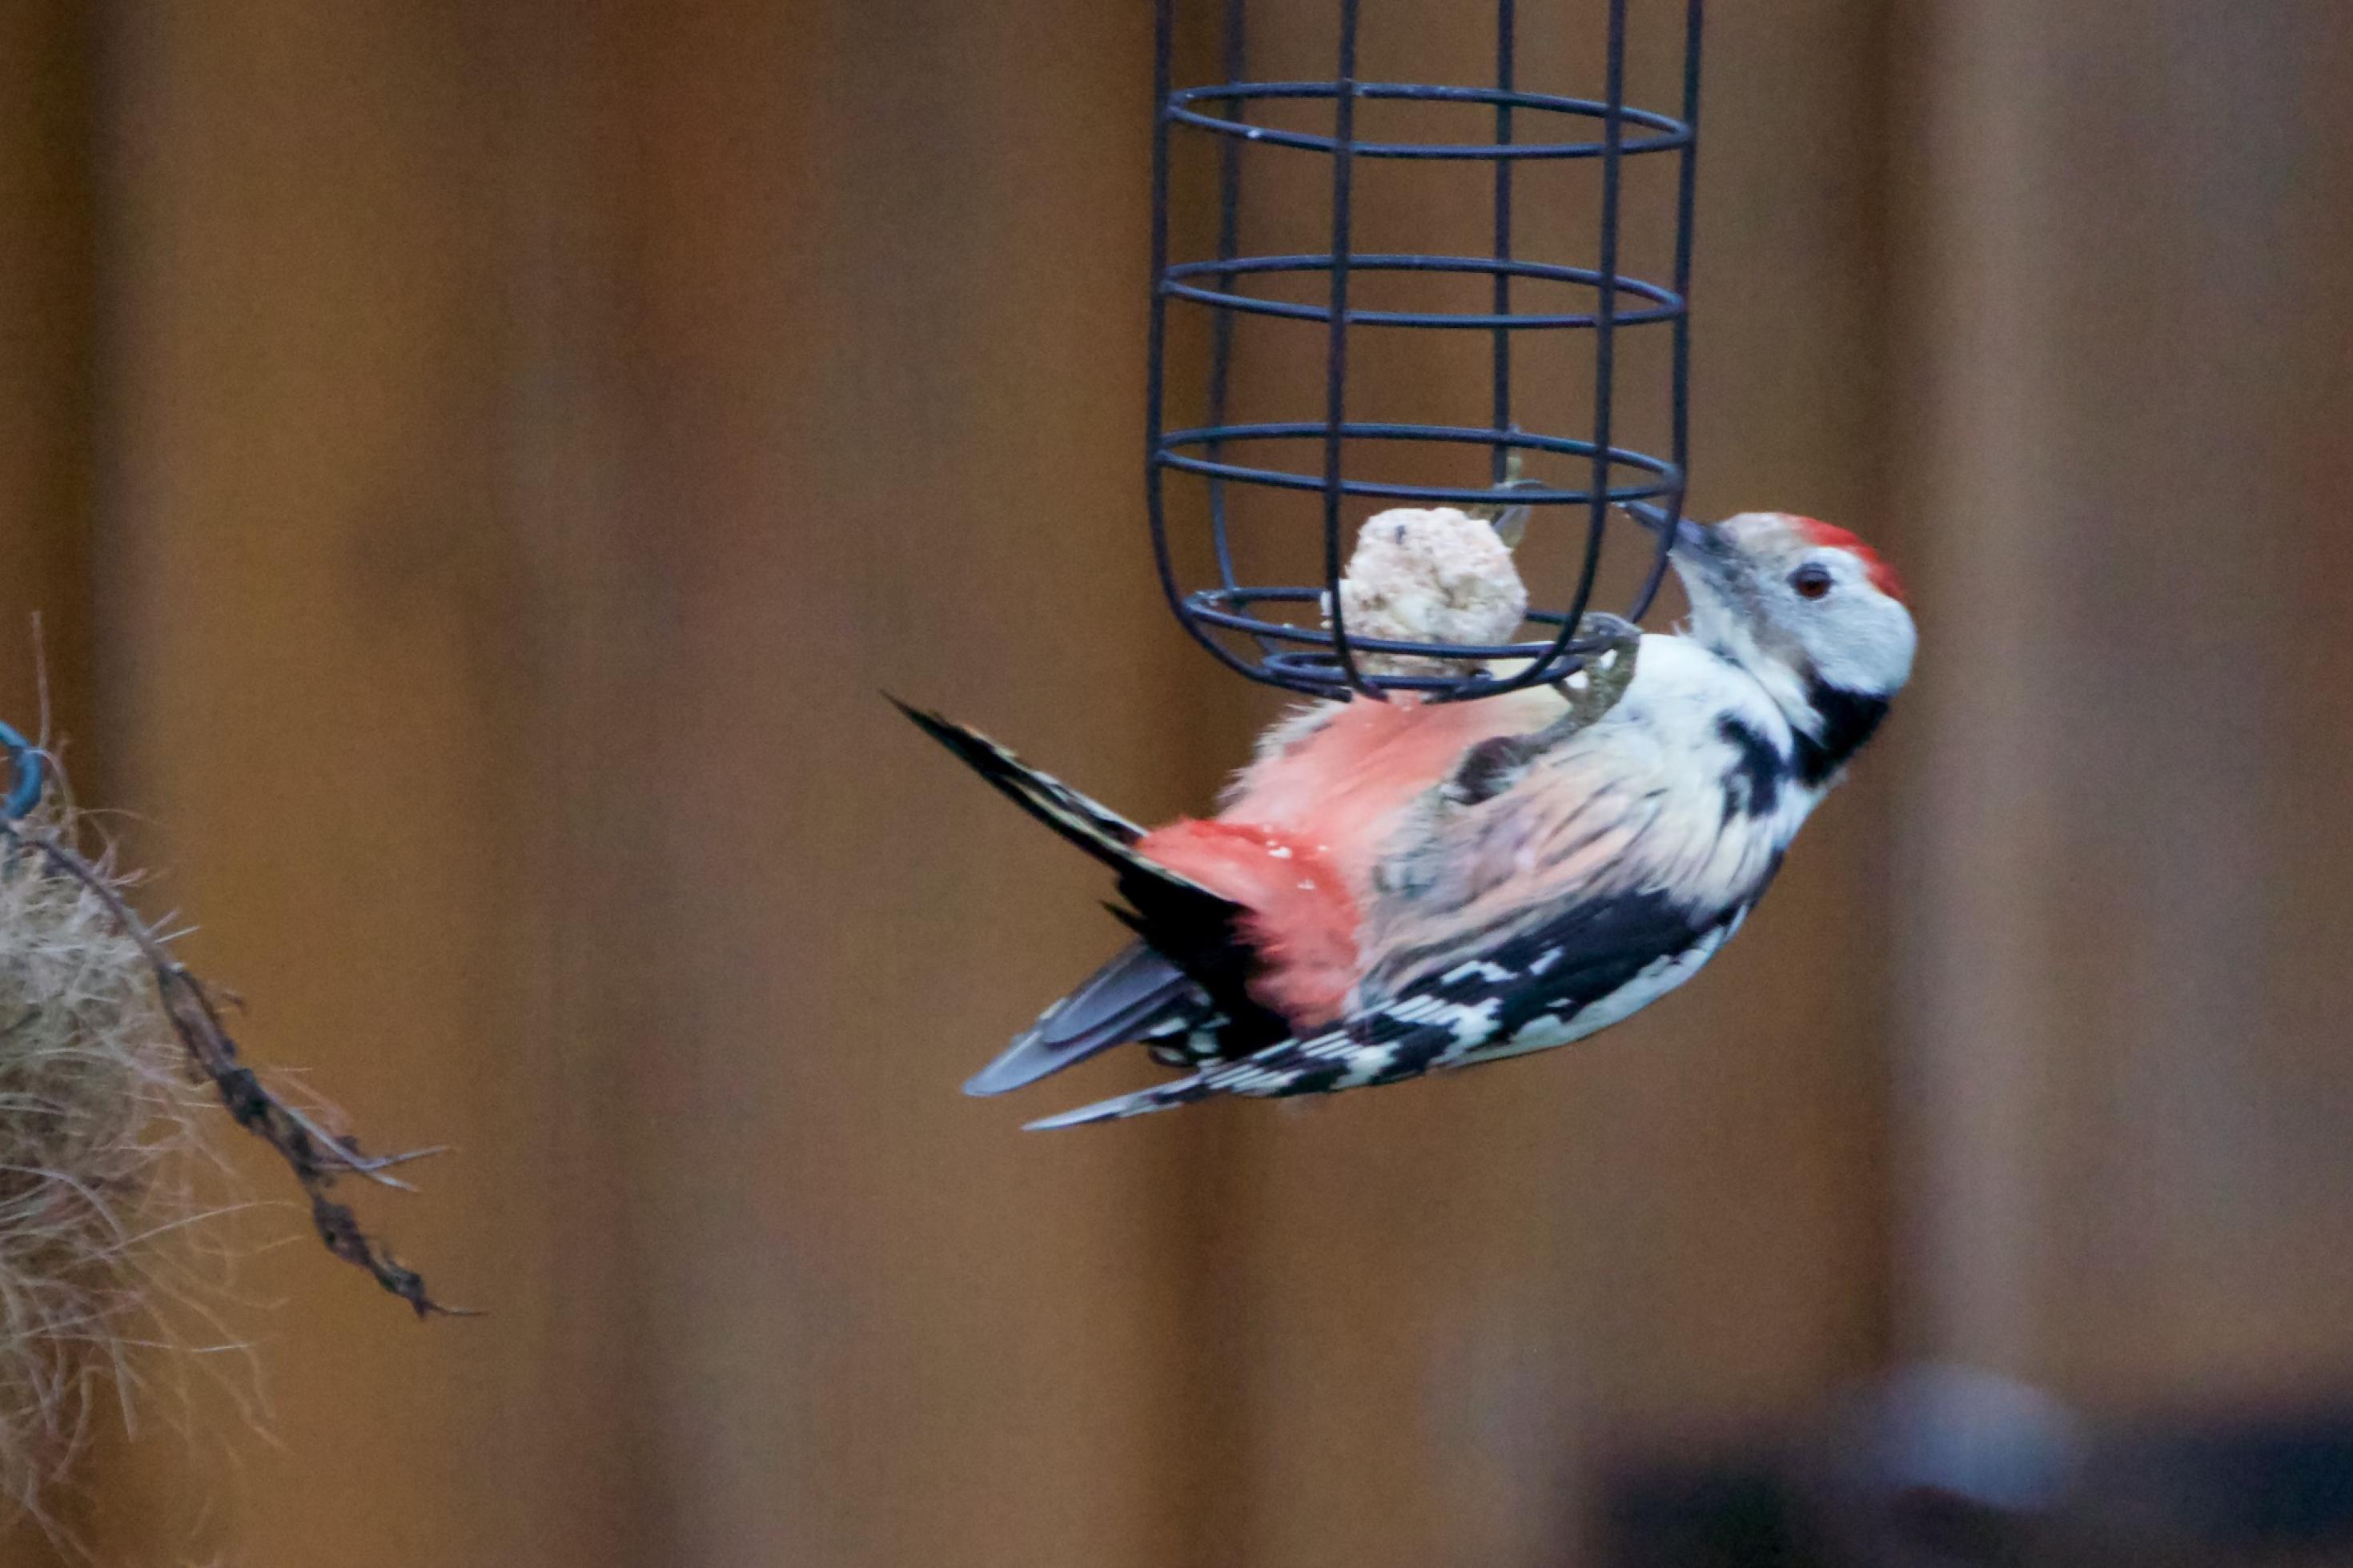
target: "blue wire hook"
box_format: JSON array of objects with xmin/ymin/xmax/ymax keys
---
[{"xmin": 0, "ymin": 720, "xmax": 44, "ymax": 821}]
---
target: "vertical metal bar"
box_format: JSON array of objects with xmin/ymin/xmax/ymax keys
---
[
  {"xmin": 1145, "ymin": 0, "xmax": 1259, "ymax": 684},
  {"xmin": 1323, "ymin": 0, "xmax": 1374, "ymax": 696},
  {"xmin": 1630, "ymin": 0, "xmax": 1705, "ymax": 618},
  {"xmin": 1144, "ymin": 0, "xmax": 1175, "ymax": 572},
  {"xmin": 1206, "ymin": 0, "xmax": 1250, "ymax": 601},
  {"xmin": 1669, "ymin": 0, "xmax": 1704, "ymax": 503},
  {"xmin": 1488, "ymin": 0, "xmax": 1632, "ymax": 700},
  {"xmin": 1490, "ymin": 0, "xmax": 1516, "ymax": 486},
  {"xmin": 1561, "ymin": 0, "xmax": 1628, "ymax": 636}
]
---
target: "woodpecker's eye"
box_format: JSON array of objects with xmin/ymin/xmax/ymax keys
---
[{"xmin": 1790, "ymin": 563, "xmax": 1834, "ymax": 600}]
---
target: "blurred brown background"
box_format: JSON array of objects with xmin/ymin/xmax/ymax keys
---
[{"xmin": 2, "ymin": 2, "xmax": 2351, "ymax": 1564}]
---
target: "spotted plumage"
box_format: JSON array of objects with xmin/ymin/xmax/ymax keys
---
[{"xmin": 910, "ymin": 511, "xmax": 1917, "ymax": 1128}]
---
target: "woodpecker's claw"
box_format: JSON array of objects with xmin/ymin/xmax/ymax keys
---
[
  {"xmin": 1466, "ymin": 451, "xmax": 1545, "ymax": 549},
  {"xmin": 1431, "ymin": 616, "xmax": 1642, "ymax": 811},
  {"xmin": 1554, "ymin": 613, "xmax": 1642, "ymax": 727}
]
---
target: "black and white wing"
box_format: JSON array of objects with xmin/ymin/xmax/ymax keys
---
[{"xmin": 1021, "ymin": 886, "xmax": 1745, "ymax": 1128}]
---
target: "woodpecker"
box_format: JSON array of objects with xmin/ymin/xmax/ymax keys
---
[{"xmin": 904, "ymin": 511, "xmax": 1916, "ymax": 1129}]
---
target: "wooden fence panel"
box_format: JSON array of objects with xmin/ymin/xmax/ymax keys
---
[
  {"xmin": 0, "ymin": 0, "xmax": 95, "ymax": 760},
  {"xmin": 34, "ymin": 1, "xmax": 2347, "ymax": 1563},
  {"xmin": 1894, "ymin": 0, "xmax": 2353, "ymax": 1407},
  {"xmin": 0, "ymin": 11, "xmax": 100, "ymax": 1566},
  {"xmin": 74, "ymin": 2, "xmax": 1223, "ymax": 1563}
]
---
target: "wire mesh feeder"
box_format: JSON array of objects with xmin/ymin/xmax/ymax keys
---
[{"xmin": 1146, "ymin": 0, "xmax": 1704, "ymax": 700}]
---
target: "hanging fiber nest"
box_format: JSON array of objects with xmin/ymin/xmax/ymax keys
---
[{"xmin": 0, "ymin": 720, "xmax": 455, "ymax": 1526}]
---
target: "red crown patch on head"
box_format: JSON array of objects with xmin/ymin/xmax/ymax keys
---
[{"xmin": 1789, "ymin": 515, "xmax": 1907, "ymax": 604}]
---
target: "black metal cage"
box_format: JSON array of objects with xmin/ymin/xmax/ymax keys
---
[{"xmin": 1146, "ymin": 0, "xmax": 1705, "ymax": 700}]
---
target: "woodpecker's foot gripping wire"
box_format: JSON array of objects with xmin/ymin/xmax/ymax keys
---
[
  {"xmin": 1554, "ymin": 613, "xmax": 1642, "ymax": 727},
  {"xmin": 1467, "ymin": 447, "xmax": 1548, "ymax": 550},
  {"xmin": 1435, "ymin": 616, "xmax": 1641, "ymax": 812}
]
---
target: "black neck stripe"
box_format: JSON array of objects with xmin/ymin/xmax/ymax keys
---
[{"xmin": 1793, "ymin": 678, "xmax": 1889, "ymax": 786}]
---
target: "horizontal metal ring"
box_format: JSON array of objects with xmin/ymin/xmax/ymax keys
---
[
  {"xmin": 1184, "ymin": 588, "xmax": 1624, "ymax": 661},
  {"xmin": 1164, "ymin": 253, "xmax": 1682, "ymax": 330},
  {"xmin": 1157, "ymin": 423, "xmax": 1678, "ymax": 506},
  {"xmin": 1166, "ymin": 81, "xmax": 1690, "ymax": 160}
]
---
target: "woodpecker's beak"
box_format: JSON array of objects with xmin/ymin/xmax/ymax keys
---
[
  {"xmin": 1628, "ymin": 505, "xmax": 1717, "ymax": 559},
  {"xmin": 1666, "ymin": 515, "xmax": 1734, "ymax": 583}
]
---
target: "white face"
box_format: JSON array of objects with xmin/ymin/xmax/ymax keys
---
[{"xmin": 1673, "ymin": 511, "xmax": 1917, "ymax": 702}]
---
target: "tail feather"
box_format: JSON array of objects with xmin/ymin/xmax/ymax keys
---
[
  {"xmin": 894, "ymin": 700, "xmax": 1169, "ymax": 884},
  {"xmin": 898, "ymin": 698, "xmax": 1293, "ymax": 1097},
  {"xmin": 963, "ymin": 941, "xmax": 1206, "ymax": 1096},
  {"xmin": 897, "ymin": 696, "xmax": 1257, "ymax": 970},
  {"xmin": 1023, "ymin": 1075, "xmax": 1222, "ymax": 1130},
  {"xmin": 1022, "ymin": 1019, "xmax": 1383, "ymax": 1129}
]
